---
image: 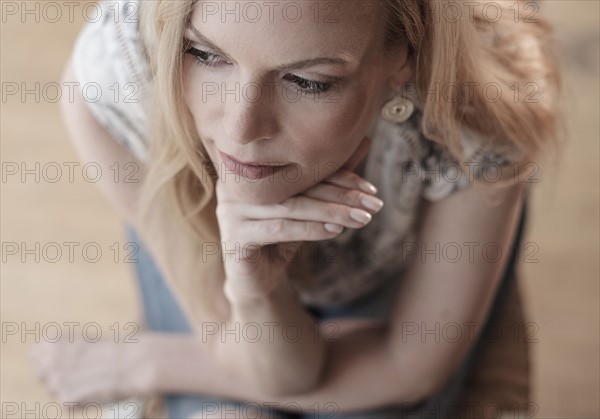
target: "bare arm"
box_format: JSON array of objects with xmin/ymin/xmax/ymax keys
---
[
  {"xmin": 143, "ymin": 178, "xmax": 526, "ymax": 414},
  {"xmin": 60, "ymin": 52, "xmax": 526, "ymax": 408},
  {"xmin": 59, "ymin": 60, "xmax": 146, "ymax": 227},
  {"xmin": 147, "ymin": 326, "xmax": 423, "ymax": 415},
  {"xmin": 209, "ymin": 279, "xmax": 327, "ymax": 397}
]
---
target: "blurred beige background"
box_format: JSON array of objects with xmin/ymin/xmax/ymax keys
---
[{"xmin": 1, "ymin": 1, "xmax": 598, "ymax": 417}]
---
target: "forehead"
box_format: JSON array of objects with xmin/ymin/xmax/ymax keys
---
[{"xmin": 190, "ymin": 0, "xmax": 387, "ymax": 68}]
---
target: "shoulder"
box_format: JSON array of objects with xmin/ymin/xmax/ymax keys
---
[
  {"xmin": 71, "ymin": 0, "xmax": 152, "ymax": 162},
  {"xmin": 416, "ymin": 114, "xmax": 531, "ymax": 203},
  {"xmin": 375, "ymin": 84, "xmax": 536, "ymax": 203}
]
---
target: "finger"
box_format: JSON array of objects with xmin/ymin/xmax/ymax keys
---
[
  {"xmin": 247, "ymin": 219, "xmax": 345, "ymax": 245},
  {"xmin": 240, "ymin": 195, "xmax": 374, "ymax": 229},
  {"xmin": 322, "ymin": 168, "xmax": 378, "ymax": 195},
  {"xmin": 302, "ymin": 183, "xmax": 384, "ymax": 214}
]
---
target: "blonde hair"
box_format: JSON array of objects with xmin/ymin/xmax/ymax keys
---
[{"xmin": 137, "ymin": 0, "xmax": 563, "ymax": 321}]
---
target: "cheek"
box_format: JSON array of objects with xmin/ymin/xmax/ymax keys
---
[
  {"xmin": 183, "ymin": 70, "xmax": 203, "ymax": 121},
  {"xmin": 182, "ymin": 66, "xmax": 221, "ymax": 162},
  {"xmin": 289, "ymin": 93, "xmax": 373, "ymax": 166},
  {"xmin": 182, "ymin": 64, "xmax": 219, "ymax": 132}
]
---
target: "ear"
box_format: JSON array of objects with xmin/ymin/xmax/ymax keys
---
[{"xmin": 387, "ymin": 43, "xmax": 414, "ymax": 87}]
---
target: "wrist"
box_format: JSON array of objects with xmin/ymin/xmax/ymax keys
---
[
  {"xmin": 142, "ymin": 333, "xmax": 209, "ymax": 394},
  {"xmin": 223, "ymin": 271, "xmax": 292, "ymax": 309},
  {"xmin": 126, "ymin": 332, "xmax": 163, "ymax": 395}
]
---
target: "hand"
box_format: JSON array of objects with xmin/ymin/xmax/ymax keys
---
[
  {"xmin": 214, "ymin": 136, "xmax": 384, "ymax": 304},
  {"xmin": 29, "ymin": 334, "xmax": 157, "ymax": 405}
]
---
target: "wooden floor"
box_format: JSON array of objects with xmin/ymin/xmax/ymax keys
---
[{"xmin": 1, "ymin": 1, "xmax": 598, "ymax": 417}]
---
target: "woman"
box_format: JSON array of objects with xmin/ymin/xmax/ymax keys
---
[{"xmin": 34, "ymin": 0, "xmax": 561, "ymax": 417}]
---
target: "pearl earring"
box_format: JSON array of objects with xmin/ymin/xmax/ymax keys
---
[{"xmin": 381, "ymin": 88, "xmax": 414, "ymax": 124}]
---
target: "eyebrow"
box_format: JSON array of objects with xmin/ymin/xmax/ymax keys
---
[{"xmin": 186, "ymin": 24, "xmax": 351, "ymax": 71}]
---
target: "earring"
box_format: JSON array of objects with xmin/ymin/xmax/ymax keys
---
[{"xmin": 381, "ymin": 87, "xmax": 414, "ymax": 124}]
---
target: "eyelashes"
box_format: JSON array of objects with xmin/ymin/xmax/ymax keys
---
[
  {"xmin": 282, "ymin": 74, "xmax": 333, "ymax": 94},
  {"xmin": 185, "ymin": 47, "xmax": 224, "ymax": 68},
  {"xmin": 184, "ymin": 46, "xmax": 336, "ymax": 96}
]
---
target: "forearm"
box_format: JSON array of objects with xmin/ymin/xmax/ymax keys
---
[
  {"xmin": 207, "ymin": 278, "xmax": 327, "ymax": 396},
  {"xmin": 149, "ymin": 327, "xmax": 431, "ymax": 414}
]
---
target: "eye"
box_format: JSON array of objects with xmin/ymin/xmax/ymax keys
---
[
  {"xmin": 185, "ymin": 47, "xmax": 228, "ymax": 68},
  {"xmin": 283, "ymin": 74, "xmax": 334, "ymax": 96},
  {"xmin": 185, "ymin": 44, "xmax": 338, "ymax": 97}
]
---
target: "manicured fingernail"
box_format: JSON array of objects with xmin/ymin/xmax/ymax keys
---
[
  {"xmin": 350, "ymin": 208, "xmax": 372, "ymax": 224},
  {"xmin": 324, "ymin": 223, "xmax": 344, "ymax": 233},
  {"xmin": 360, "ymin": 181, "xmax": 377, "ymax": 194},
  {"xmin": 361, "ymin": 195, "xmax": 384, "ymax": 212}
]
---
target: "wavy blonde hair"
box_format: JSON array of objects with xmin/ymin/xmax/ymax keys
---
[{"xmin": 136, "ymin": 0, "xmax": 563, "ymax": 321}]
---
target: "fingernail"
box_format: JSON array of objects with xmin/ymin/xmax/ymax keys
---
[
  {"xmin": 360, "ymin": 195, "xmax": 384, "ymax": 212},
  {"xmin": 360, "ymin": 181, "xmax": 377, "ymax": 194},
  {"xmin": 350, "ymin": 208, "xmax": 372, "ymax": 224},
  {"xmin": 324, "ymin": 223, "xmax": 344, "ymax": 233}
]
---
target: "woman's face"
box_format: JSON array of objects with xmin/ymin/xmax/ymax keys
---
[{"xmin": 183, "ymin": 0, "xmax": 411, "ymax": 204}]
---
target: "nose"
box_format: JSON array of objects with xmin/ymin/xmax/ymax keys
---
[{"xmin": 222, "ymin": 80, "xmax": 279, "ymax": 145}]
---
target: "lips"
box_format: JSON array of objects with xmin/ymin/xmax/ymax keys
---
[
  {"xmin": 219, "ymin": 151, "xmax": 288, "ymax": 167},
  {"xmin": 218, "ymin": 150, "xmax": 291, "ymax": 179}
]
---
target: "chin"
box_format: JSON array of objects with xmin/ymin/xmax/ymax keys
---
[{"xmin": 222, "ymin": 180, "xmax": 294, "ymax": 206}]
